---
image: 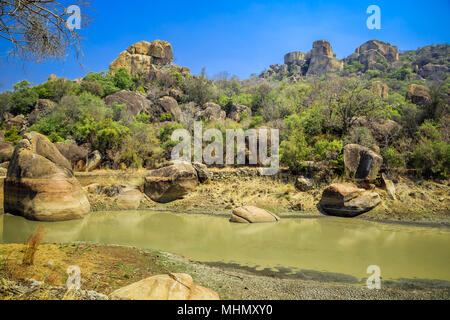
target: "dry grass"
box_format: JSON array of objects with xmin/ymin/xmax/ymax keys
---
[{"xmin": 22, "ymin": 226, "xmax": 47, "ymax": 266}]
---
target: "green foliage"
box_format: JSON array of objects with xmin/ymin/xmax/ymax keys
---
[
  {"xmin": 136, "ymin": 86, "xmax": 146, "ymax": 94},
  {"xmin": 83, "ymin": 71, "xmax": 120, "ymax": 97},
  {"xmin": 182, "ymin": 70, "xmax": 217, "ymax": 105},
  {"xmin": 389, "ymin": 67, "xmax": 413, "ymax": 81},
  {"xmin": 280, "ymin": 129, "xmax": 311, "ymax": 173},
  {"xmin": 136, "ymin": 112, "xmax": 152, "ymax": 124},
  {"xmin": 312, "ymin": 139, "xmax": 344, "ymax": 168},
  {"xmin": 10, "ymin": 80, "xmax": 38, "ymax": 115},
  {"xmin": 113, "ymin": 68, "xmax": 133, "ymax": 90},
  {"xmin": 4, "ymin": 126, "xmax": 22, "ymax": 144},
  {"xmin": 411, "ymin": 140, "xmax": 450, "ymax": 178},
  {"xmin": 382, "ymin": 146, "xmax": 406, "ymax": 170},
  {"xmin": 33, "ymin": 78, "xmax": 80, "ymax": 101},
  {"xmin": 159, "ymin": 113, "xmax": 173, "ymax": 122},
  {"xmin": 249, "ymin": 116, "xmax": 264, "ymax": 129}
]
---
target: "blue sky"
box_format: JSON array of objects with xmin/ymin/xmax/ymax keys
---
[{"xmin": 1, "ymin": 0, "xmax": 449, "ymax": 91}]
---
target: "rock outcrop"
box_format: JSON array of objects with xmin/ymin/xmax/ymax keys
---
[
  {"xmin": 109, "ymin": 40, "xmax": 190, "ymax": 82},
  {"xmin": 55, "ymin": 142, "xmax": 88, "ymax": 171},
  {"xmin": 343, "ymin": 144, "xmax": 383, "ymax": 180},
  {"xmin": 261, "ymin": 40, "xmax": 343, "ymax": 79},
  {"xmin": 86, "ymin": 150, "xmax": 102, "ymax": 172},
  {"xmin": 4, "ymin": 132, "xmax": 90, "ymax": 221},
  {"xmin": 195, "ymin": 102, "xmax": 226, "ymax": 122},
  {"xmin": 230, "ymin": 206, "xmax": 280, "ymax": 223},
  {"xmin": 227, "ymin": 104, "xmax": 252, "ymax": 122},
  {"xmin": 306, "ymin": 40, "xmax": 344, "ymax": 76},
  {"xmin": 105, "ymin": 90, "xmax": 152, "ymax": 117},
  {"xmin": 144, "ymin": 161, "xmax": 200, "ymax": 203},
  {"xmin": 28, "ymin": 99, "xmax": 57, "ymax": 125},
  {"xmin": 0, "ymin": 141, "xmax": 14, "ymax": 163},
  {"xmin": 368, "ymin": 81, "xmax": 389, "ymax": 99},
  {"xmin": 319, "ymin": 183, "xmax": 381, "ymax": 217},
  {"xmin": 158, "ymin": 96, "xmax": 183, "ymax": 122},
  {"xmin": 110, "ymin": 273, "xmax": 220, "ymax": 300},
  {"xmin": 407, "ymin": 84, "xmax": 432, "ymax": 105},
  {"xmin": 347, "ymin": 40, "xmax": 399, "ymax": 71}
]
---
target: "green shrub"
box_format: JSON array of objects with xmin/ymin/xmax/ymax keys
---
[
  {"xmin": 159, "ymin": 113, "xmax": 173, "ymax": 122},
  {"xmin": 10, "ymin": 80, "xmax": 39, "ymax": 115},
  {"xmin": 4, "ymin": 126, "xmax": 22, "ymax": 144},
  {"xmin": 411, "ymin": 140, "xmax": 450, "ymax": 178},
  {"xmin": 113, "ymin": 68, "xmax": 133, "ymax": 90},
  {"xmin": 382, "ymin": 146, "xmax": 406, "ymax": 170}
]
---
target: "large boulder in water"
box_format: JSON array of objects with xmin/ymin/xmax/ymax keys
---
[
  {"xmin": 319, "ymin": 183, "xmax": 381, "ymax": 217},
  {"xmin": 4, "ymin": 132, "xmax": 90, "ymax": 221},
  {"xmin": 230, "ymin": 206, "xmax": 280, "ymax": 223},
  {"xmin": 144, "ymin": 161, "xmax": 199, "ymax": 203},
  {"xmin": 110, "ymin": 273, "xmax": 220, "ymax": 300},
  {"xmin": 343, "ymin": 144, "xmax": 383, "ymax": 180}
]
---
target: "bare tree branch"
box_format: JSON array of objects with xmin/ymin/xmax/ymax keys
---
[{"xmin": 0, "ymin": 0, "xmax": 92, "ymax": 63}]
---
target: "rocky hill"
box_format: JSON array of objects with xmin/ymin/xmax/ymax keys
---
[{"xmin": 260, "ymin": 39, "xmax": 449, "ymax": 82}]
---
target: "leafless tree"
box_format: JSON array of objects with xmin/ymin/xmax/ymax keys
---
[{"xmin": 0, "ymin": 0, "xmax": 91, "ymax": 63}]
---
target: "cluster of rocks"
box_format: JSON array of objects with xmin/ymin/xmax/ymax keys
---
[
  {"xmin": 261, "ymin": 40, "xmax": 344, "ymax": 79},
  {"xmin": 345, "ymin": 40, "xmax": 399, "ymax": 72},
  {"xmin": 109, "ymin": 40, "xmax": 190, "ymax": 82}
]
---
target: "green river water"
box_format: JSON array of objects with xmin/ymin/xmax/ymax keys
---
[{"xmin": 1, "ymin": 210, "xmax": 449, "ymax": 284}]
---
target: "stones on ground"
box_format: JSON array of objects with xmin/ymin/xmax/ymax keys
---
[
  {"xmin": 144, "ymin": 161, "xmax": 200, "ymax": 203},
  {"xmin": 319, "ymin": 183, "xmax": 381, "ymax": 217},
  {"xmin": 192, "ymin": 162, "xmax": 211, "ymax": 183},
  {"xmin": 382, "ymin": 173, "xmax": 397, "ymax": 200},
  {"xmin": 109, "ymin": 273, "xmax": 220, "ymax": 300},
  {"xmin": 86, "ymin": 150, "xmax": 102, "ymax": 172},
  {"xmin": 4, "ymin": 132, "xmax": 90, "ymax": 221},
  {"xmin": 343, "ymin": 144, "xmax": 383, "ymax": 180},
  {"xmin": 230, "ymin": 206, "xmax": 280, "ymax": 223},
  {"xmin": 295, "ymin": 176, "xmax": 314, "ymax": 192}
]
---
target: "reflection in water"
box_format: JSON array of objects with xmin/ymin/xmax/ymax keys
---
[{"xmin": 1, "ymin": 211, "xmax": 450, "ymax": 282}]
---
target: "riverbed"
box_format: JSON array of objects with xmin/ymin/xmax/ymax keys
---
[{"xmin": 1, "ymin": 210, "xmax": 449, "ymax": 285}]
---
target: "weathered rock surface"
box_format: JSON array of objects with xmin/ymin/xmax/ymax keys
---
[
  {"xmin": 55, "ymin": 142, "xmax": 88, "ymax": 170},
  {"xmin": 109, "ymin": 40, "xmax": 190, "ymax": 82},
  {"xmin": 158, "ymin": 96, "xmax": 182, "ymax": 122},
  {"xmin": 418, "ymin": 63, "xmax": 448, "ymax": 81},
  {"xmin": 192, "ymin": 162, "xmax": 211, "ymax": 183},
  {"xmin": 343, "ymin": 144, "xmax": 383, "ymax": 180},
  {"xmin": 230, "ymin": 206, "xmax": 280, "ymax": 223},
  {"xmin": 349, "ymin": 40, "xmax": 399, "ymax": 71},
  {"xmin": 295, "ymin": 176, "xmax": 314, "ymax": 192},
  {"xmin": 407, "ymin": 84, "xmax": 432, "ymax": 105},
  {"xmin": 144, "ymin": 161, "xmax": 199, "ymax": 203},
  {"xmin": 0, "ymin": 141, "xmax": 14, "ymax": 163},
  {"xmin": 195, "ymin": 102, "xmax": 226, "ymax": 122},
  {"xmin": 368, "ymin": 81, "xmax": 389, "ymax": 98},
  {"xmin": 228, "ymin": 104, "xmax": 252, "ymax": 122},
  {"xmin": 382, "ymin": 173, "xmax": 396, "ymax": 200},
  {"xmin": 306, "ymin": 40, "xmax": 343, "ymax": 76},
  {"xmin": 4, "ymin": 132, "xmax": 90, "ymax": 221},
  {"xmin": 319, "ymin": 183, "xmax": 381, "ymax": 217},
  {"xmin": 105, "ymin": 90, "xmax": 151, "ymax": 117},
  {"xmin": 86, "ymin": 150, "xmax": 102, "ymax": 172},
  {"xmin": 28, "ymin": 99, "xmax": 57, "ymax": 125},
  {"xmin": 116, "ymin": 188, "xmax": 143, "ymax": 210},
  {"xmin": 110, "ymin": 273, "xmax": 219, "ymax": 300}
]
